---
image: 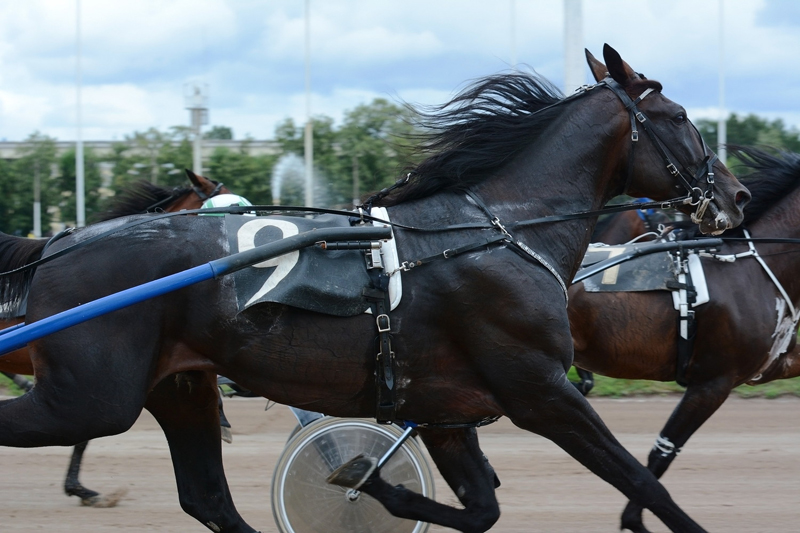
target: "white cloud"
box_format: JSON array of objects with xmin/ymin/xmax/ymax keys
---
[{"xmin": 0, "ymin": 0, "xmax": 797, "ymax": 142}]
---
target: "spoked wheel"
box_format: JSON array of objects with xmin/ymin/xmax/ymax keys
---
[{"xmin": 271, "ymin": 417, "xmax": 435, "ymax": 533}]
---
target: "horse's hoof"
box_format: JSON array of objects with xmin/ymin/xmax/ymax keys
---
[
  {"xmin": 81, "ymin": 488, "xmax": 128, "ymax": 508},
  {"xmin": 221, "ymin": 426, "xmax": 233, "ymax": 444},
  {"xmin": 326, "ymin": 454, "xmax": 378, "ymax": 490}
]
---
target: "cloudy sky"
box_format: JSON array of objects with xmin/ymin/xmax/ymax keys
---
[{"xmin": 0, "ymin": 0, "xmax": 797, "ymax": 142}]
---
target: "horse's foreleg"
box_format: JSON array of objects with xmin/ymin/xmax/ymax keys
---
[
  {"xmin": 332, "ymin": 426, "xmax": 500, "ymax": 533},
  {"xmin": 499, "ymin": 369, "xmax": 706, "ymax": 533},
  {"xmin": 620, "ymin": 380, "xmax": 731, "ymax": 533},
  {"xmin": 144, "ymin": 371, "xmax": 258, "ymax": 533}
]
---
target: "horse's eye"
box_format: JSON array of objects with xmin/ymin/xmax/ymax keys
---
[{"xmin": 674, "ymin": 113, "xmax": 686, "ymax": 124}]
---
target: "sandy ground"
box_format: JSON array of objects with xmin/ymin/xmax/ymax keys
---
[{"xmin": 0, "ymin": 395, "xmax": 797, "ymax": 532}]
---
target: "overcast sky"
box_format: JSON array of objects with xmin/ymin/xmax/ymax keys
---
[{"xmin": 0, "ymin": 0, "xmax": 797, "ymax": 142}]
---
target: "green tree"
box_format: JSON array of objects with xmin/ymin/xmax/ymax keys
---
[
  {"xmin": 110, "ymin": 128, "xmax": 193, "ymax": 191},
  {"xmin": 207, "ymin": 142, "xmax": 276, "ymax": 204},
  {"xmin": 335, "ymin": 98, "xmax": 419, "ymax": 207},
  {"xmin": 0, "ymin": 133, "xmax": 58, "ymax": 235},
  {"xmin": 204, "ymin": 126, "xmax": 233, "ymax": 140},
  {"xmin": 698, "ymin": 114, "xmax": 800, "ymax": 154},
  {"xmin": 273, "ymin": 116, "xmax": 339, "ymax": 206},
  {"xmin": 55, "ymin": 147, "xmax": 103, "ymax": 226}
]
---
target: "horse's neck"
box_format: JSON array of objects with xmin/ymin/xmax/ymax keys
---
[
  {"xmin": 474, "ymin": 121, "xmax": 624, "ymax": 280},
  {"xmin": 750, "ymin": 195, "xmax": 800, "ymax": 307}
]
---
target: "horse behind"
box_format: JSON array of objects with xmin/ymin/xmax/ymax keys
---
[
  {"xmin": 570, "ymin": 146, "xmax": 799, "ymax": 532},
  {"xmin": 0, "ymin": 169, "xmax": 229, "ymax": 507},
  {"xmin": 0, "ymin": 45, "xmax": 747, "ymax": 532}
]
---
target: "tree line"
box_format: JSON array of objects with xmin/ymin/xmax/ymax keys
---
[{"xmin": 0, "ymin": 104, "xmax": 798, "ymax": 236}]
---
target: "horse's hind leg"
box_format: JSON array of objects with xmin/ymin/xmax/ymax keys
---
[
  {"xmin": 62, "ymin": 440, "xmax": 128, "ymax": 507},
  {"xmin": 144, "ymin": 370, "xmax": 258, "ymax": 533},
  {"xmin": 335, "ymin": 427, "xmax": 500, "ymax": 533},
  {"xmin": 620, "ymin": 380, "xmax": 731, "ymax": 533},
  {"xmin": 64, "ymin": 441, "xmax": 98, "ymax": 503},
  {"xmin": 497, "ymin": 368, "xmax": 706, "ymax": 533}
]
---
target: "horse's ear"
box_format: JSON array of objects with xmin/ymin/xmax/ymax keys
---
[
  {"xmin": 185, "ymin": 168, "xmax": 201, "ymax": 187},
  {"xmin": 602, "ymin": 44, "xmax": 638, "ymax": 86},
  {"xmin": 585, "ymin": 49, "xmax": 608, "ymax": 82}
]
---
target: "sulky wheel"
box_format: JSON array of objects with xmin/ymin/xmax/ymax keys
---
[{"xmin": 271, "ymin": 417, "xmax": 434, "ymax": 533}]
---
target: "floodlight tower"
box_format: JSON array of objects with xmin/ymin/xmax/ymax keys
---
[{"xmin": 185, "ymin": 84, "xmax": 209, "ymax": 175}]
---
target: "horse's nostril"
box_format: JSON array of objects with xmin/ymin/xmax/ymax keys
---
[{"xmin": 735, "ymin": 189, "xmax": 751, "ymax": 208}]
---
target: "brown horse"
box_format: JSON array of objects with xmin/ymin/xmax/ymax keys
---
[
  {"xmin": 0, "ymin": 169, "xmax": 229, "ymax": 506},
  {"xmin": 569, "ymin": 146, "xmax": 800, "ymax": 533},
  {"xmin": 0, "ymin": 45, "xmax": 748, "ymax": 532}
]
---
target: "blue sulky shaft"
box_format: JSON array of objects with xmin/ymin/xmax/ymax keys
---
[{"xmin": 0, "ymin": 226, "xmax": 391, "ymax": 356}]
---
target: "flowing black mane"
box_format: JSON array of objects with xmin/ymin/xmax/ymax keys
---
[
  {"xmin": 375, "ymin": 71, "xmax": 566, "ymax": 206},
  {"xmin": 731, "ymin": 146, "xmax": 800, "ymax": 227},
  {"xmin": 94, "ymin": 180, "xmax": 191, "ymax": 222}
]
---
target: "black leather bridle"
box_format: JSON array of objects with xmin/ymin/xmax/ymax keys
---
[
  {"xmin": 602, "ymin": 77, "xmax": 717, "ymax": 225},
  {"xmin": 143, "ymin": 180, "xmax": 226, "ymax": 212}
]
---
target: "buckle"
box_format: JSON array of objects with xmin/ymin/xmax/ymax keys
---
[
  {"xmin": 376, "ymin": 314, "xmax": 391, "ymax": 333},
  {"xmin": 631, "ymin": 129, "xmax": 639, "ymax": 142},
  {"xmin": 635, "ymin": 111, "xmax": 646, "ymax": 123},
  {"xmin": 667, "ymin": 163, "xmax": 679, "ymax": 176}
]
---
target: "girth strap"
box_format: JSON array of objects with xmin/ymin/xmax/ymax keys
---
[{"xmin": 363, "ymin": 272, "xmax": 396, "ymax": 423}]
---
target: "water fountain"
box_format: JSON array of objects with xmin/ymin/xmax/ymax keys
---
[{"xmin": 270, "ymin": 152, "xmax": 331, "ymax": 207}]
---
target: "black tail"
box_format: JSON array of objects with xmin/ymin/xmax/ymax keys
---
[{"xmin": 0, "ymin": 233, "xmax": 48, "ymax": 318}]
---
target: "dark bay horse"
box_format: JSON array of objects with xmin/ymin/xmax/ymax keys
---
[
  {"xmin": 569, "ymin": 146, "xmax": 800, "ymax": 533},
  {"xmin": 0, "ymin": 169, "xmax": 229, "ymax": 506},
  {"xmin": 0, "ymin": 45, "xmax": 748, "ymax": 532}
]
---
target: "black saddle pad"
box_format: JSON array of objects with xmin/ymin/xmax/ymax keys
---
[
  {"xmin": 579, "ymin": 245, "xmax": 675, "ymax": 292},
  {"xmin": 224, "ymin": 214, "xmax": 373, "ymax": 316}
]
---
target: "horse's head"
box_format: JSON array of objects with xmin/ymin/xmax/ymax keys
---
[
  {"xmin": 184, "ymin": 169, "xmax": 230, "ymax": 203},
  {"xmin": 586, "ymin": 44, "xmax": 749, "ymax": 235}
]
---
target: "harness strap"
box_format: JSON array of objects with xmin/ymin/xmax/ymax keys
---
[
  {"xmin": 391, "ymin": 234, "xmax": 508, "ymax": 274},
  {"xmin": 464, "ymin": 190, "xmax": 568, "ymax": 305},
  {"xmin": 666, "ymin": 250, "xmax": 697, "ymax": 387},
  {"xmin": 742, "ymin": 229, "xmax": 800, "ymax": 324},
  {"xmin": 363, "ymin": 263, "xmax": 396, "ymax": 423}
]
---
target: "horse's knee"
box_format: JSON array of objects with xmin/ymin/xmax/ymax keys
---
[{"xmin": 465, "ymin": 499, "xmax": 501, "ymax": 533}]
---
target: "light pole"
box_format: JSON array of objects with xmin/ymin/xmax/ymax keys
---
[
  {"xmin": 33, "ymin": 159, "xmax": 41, "ymax": 238},
  {"xmin": 304, "ymin": 0, "xmax": 314, "ymax": 208},
  {"xmin": 185, "ymin": 84, "xmax": 209, "ymax": 176},
  {"xmin": 717, "ymin": 0, "xmax": 727, "ymax": 164},
  {"xmin": 563, "ymin": 0, "xmax": 584, "ymax": 94},
  {"xmin": 75, "ymin": 0, "xmax": 85, "ymax": 227}
]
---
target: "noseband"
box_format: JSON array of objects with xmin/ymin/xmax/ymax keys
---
[{"xmin": 602, "ymin": 78, "xmax": 717, "ymax": 224}]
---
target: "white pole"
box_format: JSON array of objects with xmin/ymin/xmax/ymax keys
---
[
  {"xmin": 563, "ymin": 0, "xmax": 584, "ymax": 94},
  {"xmin": 717, "ymin": 0, "xmax": 727, "ymax": 164},
  {"xmin": 75, "ymin": 0, "xmax": 85, "ymax": 227},
  {"xmin": 193, "ymin": 108, "xmax": 203, "ymax": 175},
  {"xmin": 303, "ymin": 0, "xmax": 314, "ymax": 208},
  {"xmin": 510, "ymin": 0, "xmax": 517, "ymax": 70},
  {"xmin": 33, "ymin": 160, "xmax": 41, "ymax": 237}
]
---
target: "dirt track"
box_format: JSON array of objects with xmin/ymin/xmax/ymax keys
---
[{"xmin": 0, "ymin": 396, "xmax": 797, "ymax": 532}]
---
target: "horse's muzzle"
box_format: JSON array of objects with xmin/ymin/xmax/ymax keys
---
[{"xmin": 698, "ymin": 201, "xmax": 731, "ymax": 235}]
